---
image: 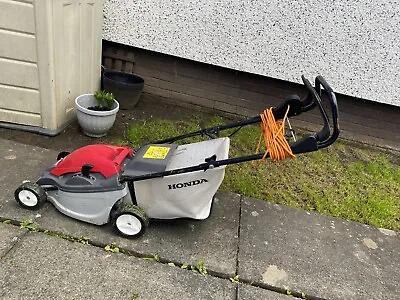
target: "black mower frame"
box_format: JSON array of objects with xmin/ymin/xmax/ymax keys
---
[{"xmin": 119, "ymin": 75, "xmax": 340, "ymax": 184}]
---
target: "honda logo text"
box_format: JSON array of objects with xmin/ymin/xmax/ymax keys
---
[{"xmin": 168, "ymin": 179, "xmax": 208, "ymax": 190}]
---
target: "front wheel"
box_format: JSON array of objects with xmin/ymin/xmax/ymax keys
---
[
  {"xmin": 15, "ymin": 182, "xmax": 46, "ymax": 209},
  {"xmin": 112, "ymin": 204, "xmax": 149, "ymax": 238}
]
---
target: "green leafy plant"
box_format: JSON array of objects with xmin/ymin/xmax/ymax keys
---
[
  {"xmin": 104, "ymin": 242, "xmax": 120, "ymax": 253},
  {"xmin": 20, "ymin": 219, "xmax": 39, "ymax": 232},
  {"xmin": 196, "ymin": 260, "xmax": 208, "ymax": 276},
  {"xmin": 94, "ymin": 90, "xmax": 115, "ymax": 109},
  {"xmin": 230, "ymin": 275, "xmax": 240, "ymax": 283},
  {"xmin": 179, "ymin": 261, "xmax": 207, "ymax": 276}
]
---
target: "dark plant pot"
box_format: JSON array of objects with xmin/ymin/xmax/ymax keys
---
[{"xmin": 103, "ymin": 70, "xmax": 144, "ymax": 110}]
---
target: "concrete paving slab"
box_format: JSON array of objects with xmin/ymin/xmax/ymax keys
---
[
  {"xmin": 0, "ymin": 231, "xmax": 236, "ymax": 300},
  {"xmin": 237, "ymin": 285, "xmax": 293, "ymax": 300},
  {"xmin": 0, "ymin": 140, "xmax": 58, "ymax": 221},
  {"xmin": 35, "ymin": 191, "xmax": 241, "ymax": 276},
  {"xmin": 238, "ymin": 197, "xmax": 400, "ymax": 300},
  {"xmin": 0, "ymin": 223, "xmax": 27, "ymax": 259}
]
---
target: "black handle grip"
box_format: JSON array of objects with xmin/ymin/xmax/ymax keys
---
[
  {"xmin": 290, "ymin": 135, "xmax": 318, "ymax": 154},
  {"xmin": 284, "ymin": 75, "xmax": 340, "ymax": 153},
  {"xmin": 314, "ymin": 76, "xmax": 340, "ymax": 149},
  {"xmin": 301, "ymin": 76, "xmax": 331, "ymax": 142}
]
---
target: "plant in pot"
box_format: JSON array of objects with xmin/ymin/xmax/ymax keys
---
[{"xmin": 75, "ymin": 90, "xmax": 119, "ymax": 137}]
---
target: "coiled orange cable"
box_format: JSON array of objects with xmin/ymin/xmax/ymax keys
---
[{"xmin": 255, "ymin": 106, "xmax": 295, "ymax": 162}]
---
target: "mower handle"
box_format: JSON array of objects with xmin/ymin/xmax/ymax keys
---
[
  {"xmin": 273, "ymin": 75, "xmax": 339, "ymax": 154},
  {"xmin": 150, "ymin": 75, "xmax": 339, "ymax": 153},
  {"xmin": 120, "ymin": 77, "xmax": 340, "ymax": 183}
]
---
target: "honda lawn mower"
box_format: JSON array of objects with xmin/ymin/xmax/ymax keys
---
[{"xmin": 15, "ymin": 75, "xmax": 339, "ymax": 238}]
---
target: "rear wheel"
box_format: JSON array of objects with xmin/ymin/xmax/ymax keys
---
[
  {"xmin": 112, "ymin": 204, "xmax": 149, "ymax": 237},
  {"xmin": 15, "ymin": 182, "xmax": 46, "ymax": 209}
]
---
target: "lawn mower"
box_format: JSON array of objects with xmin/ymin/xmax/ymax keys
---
[{"xmin": 15, "ymin": 75, "xmax": 339, "ymax": 238}]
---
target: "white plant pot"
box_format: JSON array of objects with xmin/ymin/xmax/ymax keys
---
[{"xmin": 75, "ymin": 94, "xmax": 119, "ymax": 137}]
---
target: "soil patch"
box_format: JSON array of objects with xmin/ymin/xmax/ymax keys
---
[{"xmin": 0, "ymin": 96, "xmax": 213, "ymax": 152}]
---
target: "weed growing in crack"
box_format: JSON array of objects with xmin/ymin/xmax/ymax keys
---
[
  {"xmin": 195, "ymin": 260, "xmax": 207, "ymax": 276},
  {"xmin": 19, "ymin": 219, "xmax": 90, "ymax": 245},
  {"xmin": 20, "ymin": 219, "xmax": 39, "ymax": 232},
  {"xmin": 180, "ymin": 260, "xmax": 208, "ymax": 276},
  {"xmin": 104, "ymin": 242, "xmax": 120, "ymax": 253},
  {"xmin": 142, "ymin": 254, "xmax": 160, "ymax": 262},
  {"xmin": 43, "ymin": 230, "xmax": 90, "ymax": 244}
]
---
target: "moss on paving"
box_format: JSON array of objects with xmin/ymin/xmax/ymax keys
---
[{"xmin": 119, "ymin": 115, "xmax": 400, "ymax": 231}]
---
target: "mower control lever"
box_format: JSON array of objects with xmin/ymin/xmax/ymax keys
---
[
  {"xmin": 81, "ymin": 164, "xmax": 94, "ymax": 178},
  {"xmin": 204, "ymin": 155, "xmax": 217, "ymax": 170}
]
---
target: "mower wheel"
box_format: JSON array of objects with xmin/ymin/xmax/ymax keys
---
[
  {"xmin": 112, "ymin": 204, "xmax": 149, "ymax": 238},
  {"xmin": 15, "ymin": 182, "xmax": 46, "ymax": 209}
]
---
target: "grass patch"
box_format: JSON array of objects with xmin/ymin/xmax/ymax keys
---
[{"xmin": 119, "ymin": 115, "xmax": 400, "ymax": 230}]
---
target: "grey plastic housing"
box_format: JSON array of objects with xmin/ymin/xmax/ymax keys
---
[
  {"xmin": 122, "ymin": 144, "xmax": 177, "ymax": 177},
  {"xmin": 37, "ymin": 169, "xmax": 125, "ymax": 193},
  {"xmin": 46, "ymin": 185, "xmax": 130, "ymax": 225}
]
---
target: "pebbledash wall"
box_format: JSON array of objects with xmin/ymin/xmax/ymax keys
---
[
  {"xmin": 103, "ymin": 0, "xmax": 400, "ymax": 107},
  {"xmin": 102, "ymin": 0, "xmax": 400, "ymax": 148}
]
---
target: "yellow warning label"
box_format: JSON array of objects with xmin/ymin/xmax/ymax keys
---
[{"xmin": 143, "ymin": 146, "xmax": 170, "ymax": 159}]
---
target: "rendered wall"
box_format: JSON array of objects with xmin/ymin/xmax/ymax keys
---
[{"xmin": 103, "ymin": 0, "xmax": 400, "ymax": 107}]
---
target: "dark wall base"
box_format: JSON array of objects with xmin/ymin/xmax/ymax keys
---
[{"xmin": 102, "ymin": 40, "xmax": 400, "ymax": 150}]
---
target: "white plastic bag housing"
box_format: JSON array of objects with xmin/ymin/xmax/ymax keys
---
[{"xmin": 134, "ymin": 137, "xmax": 230, "ymax": 219}]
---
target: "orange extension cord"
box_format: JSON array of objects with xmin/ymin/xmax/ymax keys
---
[{"xmin": 255, "ymin": 106, "xmax": 295, "ymax": 162}]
